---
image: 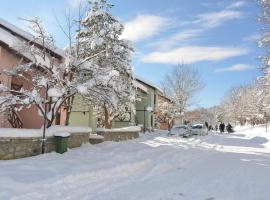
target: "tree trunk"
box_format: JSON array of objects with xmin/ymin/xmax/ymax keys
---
[
  {"xmin": 65, "ymin": 96, "xmax": 75, "ymax": 126},
  {"xmin": 104, "ymin": 106, "xmax": 111, "ymax": 129}
]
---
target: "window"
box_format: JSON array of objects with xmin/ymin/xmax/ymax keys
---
[{"xmin": 55, "ymin": 112, "xmax": 61, "ymax": 125}]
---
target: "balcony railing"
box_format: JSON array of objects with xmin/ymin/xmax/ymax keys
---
[{"xmin": 8, "ymin": 108, "xmax": 23, "ymax": 128}]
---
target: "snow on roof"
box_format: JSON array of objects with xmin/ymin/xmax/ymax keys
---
[
  {"xmin": 133, "ymin": 80, "xmax": 148, "ymax": 93},
  {"xmin": 0, "ymin": 27, "xmax": 15, "ymax": 46},
  {"xmin": 0, "ymin": 27, "xmax": 33, "ymax": 60},
  {"xmin": 0, "ymin": 18, "xmax": 64, "ymax": 57},
  {"xmin": 0, "ymin": 27, "xmax": 52, "ymax": 66},
  {"xmin": 159, "ymin": 94, "xmax": 174, "ymax": 103},
  {"xmin": 135, "ymin": 74, "xmax": 163, "ymax": 93},
  {"xmin": 0, "ymin": 126, "xmax": 92, "ymax": 138}
]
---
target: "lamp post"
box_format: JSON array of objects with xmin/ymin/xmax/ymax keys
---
[{"xmin": 143, "ymin": 107, "xmax": 146, "ymax": 133}]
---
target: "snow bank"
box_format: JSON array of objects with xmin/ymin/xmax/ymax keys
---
[
  {"xmin": 48, "ymin": 126, "xmax": 92, "ymax": 134},
  {"xmin": 89, "ymin": 134, "xmax": 104, "ymax": 139},
  {"xmin": 0, "ymin": 126, "xmax": 92, "ymax": 138},
  {"xmin": 53, "ymin": 132, "xmax": 70, "ymax": 137},
  {"xmin": 96, "ymin": 126, "xmax": 141, "ymax": 133},
  {"xmin": 0, "ymin": 128, "xmax": 42, "ymax": 138},
  {"xmin": 1, "ymin": 127, "xmax": 270, "ymax": 199}
]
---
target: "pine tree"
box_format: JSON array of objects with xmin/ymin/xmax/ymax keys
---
[{"xmin": 76, "ymin": 0, "xmax": 135, "ymax": 128}]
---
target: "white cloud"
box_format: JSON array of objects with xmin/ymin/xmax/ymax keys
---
[
  {"xmin": 195, "ymin": 10, "xmax": 242, "ymax": 28},
  {"xmin": 149, "ymin": 29, "xmax": 202, "ymax": 50},
  {"xmin": 141, "ymin": 46, "xmax": 248, "ymax": 65},
  {"xmin": 227, "ymin": 1, "xmax": 246, "ymax": 9},
  {"xmin": 121, "ymin": 15, "xmax": 168, "ymax": 42},
  {"xmin": 149, "ymin": 5, "xmax": 243, "ymax": 50},
  {"xmin": 215, "ymin": 64, "xmax": 252, "ymax": 72}
]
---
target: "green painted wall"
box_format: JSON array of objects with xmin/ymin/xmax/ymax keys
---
[
  {"xmin": 69, "ymin": 82, "xmax": 161, "ymax": 131},
  {"xmin": 69, "ymin": 109, "xmax": 97, "ymax": 131},
  {"xmin": 135, "ymin": 84, "xmax": 159, "ymax": 130},
  {"xmin": 69, "ymin": 112, "xmax": 90, "ymax": 126},
  {"xmin": 68, "ymin": 95, "xmax": 97, "ymax": 131}
]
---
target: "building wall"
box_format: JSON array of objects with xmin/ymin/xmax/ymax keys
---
[
  {"xmin": 135, "ymin": 86, "xmax": 158, "ymax": 130},
  {"xmin": 69, "ymin": 95, "xmax": 97, "ymax": 131},
  {"xmin": 69, "ymin": 85, "xmax": 160, "ymax": 131},
  {"xmin": 0, "ymin": 46, "xmax": 20, "ymax": 128},
  {"xmin": 0, "ymin": 45, "xmax": 65, "ymax": 129}
]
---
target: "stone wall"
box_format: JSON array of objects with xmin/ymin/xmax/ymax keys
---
[
  {"xmin": 0, "ymin": 132, "xmax": 90, "ymax": 160},
  {"xmin": 68, "ymin": 132, "xmax": 90, "ymax": 148},
  {"xmin": 97, "ymin": 131, "xmax": 139, "ymax": 142}
]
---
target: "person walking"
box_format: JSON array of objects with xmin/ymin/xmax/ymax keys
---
[
  {"xmin": 219, "ymin": 123, "xmax": 225, "ymax": 133},
  {"xmin": 205, "ymin": 121, "xmax": 209, "ymax": 130},
  {"xmin": 226, "ymin": 123, "xmax": 233, "ymax": 133}
]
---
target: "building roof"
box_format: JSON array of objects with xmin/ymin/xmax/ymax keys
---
[
  {"xmin": 135, "ymin": 74, "xmax": 163, "ymax": 93},
  {"xmin": 158, "ymin": 94, "xmax": 174, "ymax": 103},
  {"xmin": 133, "ymin": 80, "xmax": 148, "ymax": 93},
  {"xmin": 0, "ymin": 18, "xmax": 64, "ymax": 58}
]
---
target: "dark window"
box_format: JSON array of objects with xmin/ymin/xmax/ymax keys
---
[{"xmin": 55, "ymin": 112, "xmax": 61, "ymax": 125}]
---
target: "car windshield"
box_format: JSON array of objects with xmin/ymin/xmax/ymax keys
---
[{"xmin": 192, "ymin": 125, "xmax": 203, "ymax": 129}]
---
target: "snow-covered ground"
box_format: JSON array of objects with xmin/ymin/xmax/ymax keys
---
[{"xmin": 1, "ymin": 125, "xmax": 270, "ymax": 200}]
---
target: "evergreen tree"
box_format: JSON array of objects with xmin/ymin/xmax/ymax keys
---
[{"xmin": 76, "ymin": 0, "xmax": 135, "ymax": 128}]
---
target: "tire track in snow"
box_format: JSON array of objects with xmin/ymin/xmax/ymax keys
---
[{"xmin": 11, "ymin": 160, "xmax": 152, "ymax": 200}]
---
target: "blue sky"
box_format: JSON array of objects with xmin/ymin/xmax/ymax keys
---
[{"xmin": 0, "ymin": 0, "xmax": 262, "ymax": 108}]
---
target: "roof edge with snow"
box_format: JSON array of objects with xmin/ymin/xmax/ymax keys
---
[
  {"xmin": 0, "ymin": 18, "xmax": 64, "ymax": 58},
  {"xmin": 135, "ymin": 75, "xmax": 163, "ymax": 93}
]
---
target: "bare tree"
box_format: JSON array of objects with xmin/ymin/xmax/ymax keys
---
[
  {"xmin": 161, "ymin": 64, "xmax": 204, "ymax": 121},
  {"xmin": 219, "ymin": 81, "xmax": 265, "ymax": 126}
]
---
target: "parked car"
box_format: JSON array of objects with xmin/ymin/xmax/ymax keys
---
[
  {"xmin": 169, "ymin": 125, "xmax": 192, "ymax": 137},
  {"xmin": 191, "ymin": 124, "xmax": 208, "ymax": 136}
]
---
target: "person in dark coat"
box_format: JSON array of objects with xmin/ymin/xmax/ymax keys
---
[
  {"xmin": 226, "ymin": 123, "xmax": 233, "ymax": 133},
  {"xmin": 219, "ymin": 123, "xmax": 225, "ymax": 133},
  {"xmin": 205, "ymin": 122, "xmax": 209, "ymax": 130}
]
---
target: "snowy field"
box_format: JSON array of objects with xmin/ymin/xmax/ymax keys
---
[{"xmin": 1, "ymin": 126, "xmax": 270, "ymax": 200}]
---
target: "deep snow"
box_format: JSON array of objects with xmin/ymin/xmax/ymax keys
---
[
  {"xmin": 0, "ymin": 126, "xmax": 92, "ymax": 138},
  {"xmin": 1, "ymin": 125, "xmax": 270, "ymax": 200}
]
